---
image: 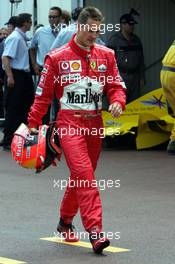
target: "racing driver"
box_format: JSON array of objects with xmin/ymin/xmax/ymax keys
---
[{"xmin": 27, "ymin": 6, "xmax": 126, "ymax": 254}]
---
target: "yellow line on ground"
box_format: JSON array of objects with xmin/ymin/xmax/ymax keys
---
[
  {"xmin": 0, "ymin": 257, "xmax": 26, "ymax": 264},
  {"xmin": 40, "ymin": 237, "xmax": 130, "ymax": 253}
]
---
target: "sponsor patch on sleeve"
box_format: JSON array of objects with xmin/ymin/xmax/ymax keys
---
[
  {"xmin": 39, "ymin": 74, "xmax": 46, "ymax": 85},
  {"xmin": 42, "ymin": 64, "xmax": 49, "ymax": 73},
  {"xmin": 35, "ymin": 86, "xmax": 43, "ymax": 96}
]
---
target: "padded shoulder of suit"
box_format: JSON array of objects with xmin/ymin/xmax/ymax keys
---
[
  {"xmin": 47, "ymin": 43, "xmax": 70, "ymax": 58},
  {"xmin": 94, "ymin": 44, "xmax": 115, "ymax": 56}
]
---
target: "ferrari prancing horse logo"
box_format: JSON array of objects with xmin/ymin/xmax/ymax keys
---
[{"xmin": 90, "ymin": 61, "xmax": 96, "ymax": 70}]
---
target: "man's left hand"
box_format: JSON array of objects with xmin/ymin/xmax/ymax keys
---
[{"xmin": 108, "ymin": 102, "xmax": 123, "ymax": 118}]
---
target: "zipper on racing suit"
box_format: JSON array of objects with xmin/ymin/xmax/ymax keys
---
[{"xmin": 86, "ymin": 54, "xmax": 98, "ymax": 114}]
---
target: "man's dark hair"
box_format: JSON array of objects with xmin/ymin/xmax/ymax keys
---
[
  {"xmin": 78, "ymin": 6, "xmax": 104, "ymax": 24},
  {"xmin": 50, "ymin": 6, "xmax": 62, "ymax": 17},
  {"xmin": 17, "ymin": 13, "xmax": 32, "ymax": 27},
  {"xmin": 71, "ymin": 7, "xmax": 83, "ymax": 21},
  {"xmin": 61, "ymin": 10, "xmax": 71, "ymax": 25},
  {"xmin": 4, "ymin": 16, "xmax": 18, "ymax": 27}
]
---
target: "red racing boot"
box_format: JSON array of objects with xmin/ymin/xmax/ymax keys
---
[
  {"xmin": 57, "ymin": 218, "xmax": 79, "ymax": 242},
  {"xmin": 89, "ymin": 232, "xmax": 110, "ymax": 254}
]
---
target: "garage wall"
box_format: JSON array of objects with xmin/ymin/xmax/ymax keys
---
[
  {"xmin": 0, "ymin": 1, "xmax": 33, "ymax": 26},
  {"xmin": 84, "ymin": 0, "xmax": 175, "ymax": 93},
  {"xmin": 0, "ymin": 0, "xmax": 34, "ymax": 37}
]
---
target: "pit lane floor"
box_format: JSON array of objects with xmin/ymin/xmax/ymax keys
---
[{"xmin": 0, "ymin": 141, "xmax": 175, "ymax": 264}]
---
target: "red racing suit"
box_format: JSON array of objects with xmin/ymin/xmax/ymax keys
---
[{"xmin": 28, "ymin": 35, "xmax": 126, "ymax": 233}]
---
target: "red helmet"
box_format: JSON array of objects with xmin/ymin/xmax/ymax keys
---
[{"xmin": 11, "ymin": 123, "xmax": 61, "ymax": 173}]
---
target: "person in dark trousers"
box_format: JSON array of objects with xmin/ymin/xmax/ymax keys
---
[
  {"xmin": 0, "ymin": 29, "xmax": 7, "ymax": 118},
  {"xmin": 108, "ymin": 12, "xmax": 145, "ymax": 103},
  {"xmin": 0, "ymin": 16, "xmax": 18, "ymax": 122},
  {"xmin": 1, "ymin": 13, "xmax": 34, "ymax": 150}
]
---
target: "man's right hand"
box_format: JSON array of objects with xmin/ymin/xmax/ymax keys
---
[
  {"xmin": 33, "ymin": 64, "xmax": 41, "ymax": 75},
  {"xmin": 7, "ymin": 76, "xmax": 15, "ymax": 87}
]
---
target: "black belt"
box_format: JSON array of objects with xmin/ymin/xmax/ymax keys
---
[
  {"xmin": 162, "ymin": 66, "xmax": 175, "ymax": 72},
  {"xmin": 12, "ymin": 69, "xmax": 30, "ymax": 73}
]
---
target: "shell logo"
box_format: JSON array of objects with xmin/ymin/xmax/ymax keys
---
[{"xmin": 71, "ymin": 62, "xmax": 80, "ymax": 70}]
